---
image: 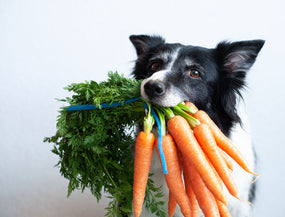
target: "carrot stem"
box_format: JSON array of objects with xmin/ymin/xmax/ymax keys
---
[
  {"xmin": 156, "ymin": 109, "xmax": 166, "ymax": 136},
  {"xmin": 177, "ymin": 103, "xmax": 197, "ymax": 114},
  {"xmin": 143, "ymin": 102, "xmax": 155, "ymax": 134},
  {"xmin": 172, "ymin": 106, "xmax": 200, "ymax": 128},
  {"xmin": 98, "ymin": 154, "xmax": 118, "ymax": 189},
  {"xmin": 162, "ymin": 107, "xmax": 175, "ymax": 120}
]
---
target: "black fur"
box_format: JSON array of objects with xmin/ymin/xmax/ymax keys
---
[{"xmin": 214, "ymin": 40, "xmax": 265, "ymax": 135}]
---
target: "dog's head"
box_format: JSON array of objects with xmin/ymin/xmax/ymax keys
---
[{"xmin": 130, "ymin": 35, "xmax": 264, "ymax": 130}]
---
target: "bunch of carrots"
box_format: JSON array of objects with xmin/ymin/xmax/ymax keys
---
[{"xmin": 133, "ymin": 102, "xmax": 258, "ymax": 217}]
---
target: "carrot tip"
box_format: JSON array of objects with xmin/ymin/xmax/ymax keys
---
[
  {"xmin": 251, "ymin": 174, "xmax": 261, "ymax": 184},
  {"xmin": 248, "ymin": 170, "xmax": 260, "ymax": 177},
  {"xmin": 235, "ymin": 196, "xmax": 255, "ymax": 208},
  {"xmin": 134, "ymin": 210, "xmax": 142, "ymax": 217}
]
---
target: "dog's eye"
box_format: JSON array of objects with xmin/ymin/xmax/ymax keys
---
[
  {"xmin": 151, "ymin": 62, "xmax": 161, "ymax": 71},
  {"xmin": 190, "ymin": 69, "xmax": 200, "ymax": 78}
]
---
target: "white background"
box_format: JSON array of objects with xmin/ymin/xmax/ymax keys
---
[{"xmin": 1, "ymin": 0, "xmax": 284, "ymax": 216}]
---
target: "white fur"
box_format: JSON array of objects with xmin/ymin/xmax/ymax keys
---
[
  {"xmin": 138, "ymin": 101, "xmax": 255, "ymax": 217},
  {"xmin": 140, "ymin": 70, "xmax": 185, "ymax": 107},
  {"xmin": 140, "ymin": 48, "xmax": 185, "ymax": 107},
  {"xmin": 168, "ymin": 48, "xmax": 181, "ymax": 69},
  {"xmin": 140, "ymin": 69, "xmax": 168, "ymax": 102},
  {"xmin": 226, "ymin": 101, "xmax": 255, "ymax": 217}
]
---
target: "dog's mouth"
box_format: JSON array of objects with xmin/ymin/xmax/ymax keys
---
[
  {"xmin": 140, "ymin": 70, "xmax": 188, "ymax": 107},
  {"xmin": 147, "ymin": 98, "xmax": 185, "ymax": 107},
  {"xmin": 140, "ymin": 81, "xmax": 186, "ymax": 107}
]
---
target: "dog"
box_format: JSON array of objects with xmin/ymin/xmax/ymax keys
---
[{"xmin": 129, "ymin": 34, "xmax": 264, "ymax": 217}]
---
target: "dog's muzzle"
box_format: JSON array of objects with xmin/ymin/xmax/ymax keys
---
[{"xmin": 144, "ymin": 80, "xmax": 166, "ymax": 98}]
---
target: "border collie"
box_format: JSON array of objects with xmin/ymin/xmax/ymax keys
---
[{"xmin": 130, "ymin": 35, "xmax": 264, "ymax": 217}]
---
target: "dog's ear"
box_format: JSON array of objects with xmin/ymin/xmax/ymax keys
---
[
  {"xmin": 214, "ymin": 40, "xmax": 265, "ymax": 124},
  {"xmin": 216, "ymin": 40, "xmax": 265, "ymax": 79},
  {"xmin": 129, "ymin": 35, "xmax": 165, "ymax": 56}
]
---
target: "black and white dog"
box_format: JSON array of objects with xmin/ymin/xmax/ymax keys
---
[{"xmin": 130, "ymin": 35, "xmax": 264, "ymax": 217}]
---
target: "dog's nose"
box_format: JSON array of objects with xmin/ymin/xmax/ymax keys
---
[{"xmin": 144, "ymin": 81, "xmax": 165, "ymax": 97}]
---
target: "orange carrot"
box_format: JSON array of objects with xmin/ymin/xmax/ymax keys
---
[
  {"xmin": 205, "ymin": 152, "xmax": 232, "ymax": 217},
  {"xmin": 155, "ymin": 134, "xmax": 191, "ymax": 217},
  {"xmin": 168, "ymin": 191, "xmax": 177, "ymax": 217},
  {"xmin": 216, "ymin": 200, "xmax": 232, "ymax": 217},
  {"xmin": 168, "ymin": 150, "xmax": 185, "ymax": 217},
  {"xmin": 208, "ymin": 157, "xmax": 232, "ymax": 217},
  {"xmin": 193, "ymin": 123, "xmax": 239, "ymax": 198},
  {"xmin": 133, "ymin": 131, "xmax": 155, "ymax": 217},
  {"xmin": 168, "ymin": 115, "xmax": 227, "ymax": 204},
  {"xmin": 183, "ymin": 169, "xmax": 200, "ymax": 217},
  {"xmin": 185, "ymin": 101, "xmax": 198, "ymax": 113},
  {"xmin": 182, "ymin": 155, "xmax": 220, "ymax": 217},
  {"xmin": 193, "ymin": 110, "xmax": 258, "ymax": 176},
  {"xmin": 178, "ymin": 149, "xmax": 199, "ymax": 217},
  {"xmin": 218, "ymin": 147, "xmax": 233, "ymax": 172}
]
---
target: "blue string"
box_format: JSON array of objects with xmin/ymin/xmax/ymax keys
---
[
  {"xmin": 68, "ymin": 98, "xmax": 168, "ymax": 174},
  {"xmin": 66, "ymin": 97, "xmax": 141, "ymax": 111},
  {"xmin": 143, "ymin": 103, "xmax": 168, "ymax": 174}
]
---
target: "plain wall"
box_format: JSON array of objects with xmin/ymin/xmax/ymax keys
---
[{"xmin": 1, "ymin": 0, "xmax": 284, "ymax": 216}]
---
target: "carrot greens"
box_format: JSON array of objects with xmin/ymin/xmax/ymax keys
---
[{"xmin": 44, "ymin": 72, "xmax": 166, "ymax": 217}]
